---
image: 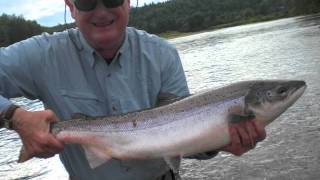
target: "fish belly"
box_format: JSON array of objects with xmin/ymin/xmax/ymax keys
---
[{"xmin": 106, "ymin": 99, "xmax": 243, "ymax": 159}]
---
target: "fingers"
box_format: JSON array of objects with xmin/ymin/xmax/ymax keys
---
[
  {"xmin": 35, "ymin": 110, "xmax": 64, "ymax": 152},
  {"xmin": 240, "ymin": 120, "xmax": 266, "ymax": 147},
  {"xmin": 40, "ymin": 111, "xmax": 64, "ymax": 157},
  {"xmin": 229, "ymin": 125, "xmax": 246, "ymax": 156},
  {"xmin": 46, "ymin": 134, "xmax": 64, "ymax": 151},
  {"xmin": 236, "ymin": 122, "xmax": 253, "ymax": 148},
  {"xmin": 244, "ymin": 121, "xmax": 259, "ymax": 148},
  {"xmin": 221, "ymin": 119, "xmax": 267, "ymax": 156},
  {"xmin": 15, "ymin": 109, "xmax": 64, "ymax": 161},
  {"xmin": 43, "ymin": 110, "xmax": 60, "ymax": 124},
  {"xmin": 229, "ymin": 125, "xmax": 240, "ymax": 146},
  {"xmin": 29, "ymin": 134, "xmax": 64, "ymax": 159},
  {"xmin": 252, "ymin": 121, "xmax": 267, "ymax": 141}
]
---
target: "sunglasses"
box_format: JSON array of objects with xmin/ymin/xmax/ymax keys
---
[{"xmin": 72, "ymin": 0, "xmax": 125, "ymax": 11}]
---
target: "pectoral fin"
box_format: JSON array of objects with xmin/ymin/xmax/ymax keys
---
[
  {"xmin": 83, "ymin": 145, "xmax": 112, "ymax": 169},
  {"xmin": 227, "ymin": 103, "xmax": 256, "ymax": 124},
  {"xmin": 228, "ymin": 113, "xmax": 255, "ymax": 124}
]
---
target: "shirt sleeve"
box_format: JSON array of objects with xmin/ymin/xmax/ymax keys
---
[
  {"xmin": 0, "ymin": 36, "xmax": 44, "ymax": 113},
  {"xmin": 159, "ymin": 44, "xmax": 190, "ymax": 97}
]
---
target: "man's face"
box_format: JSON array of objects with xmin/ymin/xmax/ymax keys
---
[{"xmin": 66, "ymin": 0, "xmax": 130, "ymax": 51}]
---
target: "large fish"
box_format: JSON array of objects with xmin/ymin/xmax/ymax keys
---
[{"xmin": 18, "ymin": 80, "xmax": 306, "ymax": 170}]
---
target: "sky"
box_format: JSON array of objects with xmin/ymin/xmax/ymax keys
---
[{"xmin": 0, "ymin": 0, "xmax": 166, "ymax": 27}]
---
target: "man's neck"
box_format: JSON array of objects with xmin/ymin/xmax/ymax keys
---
[
  {"xmin": 97, "ymin": 48, "xmax": 118, "ymax": 59},
  {"xmin": 94, "ymin": 35, "xmax": 125, "ymax": 59},
  {"xmin": 104, "ymin": 57, "xmax": 114, "ymax": 65}
]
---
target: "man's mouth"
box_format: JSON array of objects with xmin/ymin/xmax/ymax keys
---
[{"xmin": 92, "ymin": 19, "xmax": 115, "ymax": 27}]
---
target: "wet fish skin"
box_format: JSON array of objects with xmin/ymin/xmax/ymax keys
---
[{"xmin": 18, "ymin": 80, "xmax": 307, "ymax": 169}]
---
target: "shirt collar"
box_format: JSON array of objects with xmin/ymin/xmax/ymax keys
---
[
  {"xmin": 78, "ymin": 32, "xmax": 96, "ymax": 67},
  {"xmin": 77, "ymin": 29, "xmax": 130, "ymax": 68},
  {"xmin": 117, "ymin": 30, "xmax": 129, "ymax": 68}
]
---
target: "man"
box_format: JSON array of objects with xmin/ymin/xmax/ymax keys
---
[{"xmin": 0, "ymin": 0, "xmax": 266, "ymax": 179}]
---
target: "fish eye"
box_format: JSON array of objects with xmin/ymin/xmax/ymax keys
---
[
  {"xmin": 277, "ymin": 87, "xmax": 288, "ymax": 95},
  {"xmin": 266, "ymin": 91, "xmax": 273, "ymax": 97}
]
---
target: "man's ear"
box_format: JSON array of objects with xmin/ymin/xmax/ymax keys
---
[{"xmin": 65, "ymin": 0, "xmax": 76, "ymax": 19}]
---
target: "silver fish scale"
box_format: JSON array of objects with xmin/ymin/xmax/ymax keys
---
[{"xmin": 52, "ymin": 81, "xmax": 253, "ymax": 135}]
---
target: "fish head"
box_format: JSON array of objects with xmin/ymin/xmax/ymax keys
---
[{"xmin": 245, "ymin": 80, "xmax": 307, "ymax": 126}]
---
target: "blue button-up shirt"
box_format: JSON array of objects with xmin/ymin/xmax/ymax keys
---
[{"xmin": 0, "ymin": 27, "xmax": 190, "ymax": 179}]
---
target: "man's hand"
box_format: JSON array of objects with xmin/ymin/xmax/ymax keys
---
[
  {"xmin": 12, "ymin": 108, "xmax": 64, "ymax": 162},
  {"xmin": 220, "ymin": 120, "xmax": 266, "ymax": 156}
]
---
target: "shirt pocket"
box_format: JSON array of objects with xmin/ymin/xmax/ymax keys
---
[{"xmin": 59, "ymin": 89, "xmax": 105, "ymax": 117}]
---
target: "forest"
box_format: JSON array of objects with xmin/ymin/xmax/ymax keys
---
[{"xmin": 1, "ymin": 0, "xmax": 320, "ymax": 47}]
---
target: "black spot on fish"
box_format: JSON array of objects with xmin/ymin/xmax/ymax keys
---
[{"xmin": 132, "ymin": 120, "xmax": 137, "ymax": 128}]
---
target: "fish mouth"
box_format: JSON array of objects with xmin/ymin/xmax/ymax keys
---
[
  {"xmin": 280, "ymin": 80, "xmax": 307, "ymax": 113},
  {"xmin": 292, "ymin": 80, "xmax": 307, "ymax": 91},
  {"xmin": 290, "ymin": 80, "xmax": 307, "ymax": 99}
]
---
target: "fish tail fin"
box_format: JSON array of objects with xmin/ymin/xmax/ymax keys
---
[{"xmin": 18, "ymin": 146, "xmax": 32, "ymax": 163}]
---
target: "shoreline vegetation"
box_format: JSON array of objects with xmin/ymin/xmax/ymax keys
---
[
  {"xmin": 159, "ymin": 13, "xmax": 319, "ymax": 39},
  {"xmin": 1, "ymin": 0, "xmax": 320, "ymax": 47},
  {"xmin": 130, "ymin": 0, "xmax": 320, "ymax": 39}
]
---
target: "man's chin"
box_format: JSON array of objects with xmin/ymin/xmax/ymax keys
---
[
  {"xmin": 92, "ymin": 36, "xmax": 120, "ymax": 49},
  {"xmin": 87, "ymin": 28, "xmax": 124, "ymax": 49},
  {"xmin": 92, "ymin": 31, "xmax": 116, "ymax": 41}
]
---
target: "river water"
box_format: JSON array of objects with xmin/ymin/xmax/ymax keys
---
[{"xmin": 1, "ymin": 14, "xmax": 319, "ymax": 180}]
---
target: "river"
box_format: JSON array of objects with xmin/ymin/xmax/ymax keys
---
[{"xmin": 1, "ymin": 14, "xmax": 319, "ymax": 180}]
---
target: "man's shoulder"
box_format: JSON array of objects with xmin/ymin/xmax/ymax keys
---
[
  {"xmin": 126, "ymin": 27, "xmax": 174, "ymax": 50},
  {"xmin": 30, "ymin": 28, "xmax": 77, "ymax": 46}
]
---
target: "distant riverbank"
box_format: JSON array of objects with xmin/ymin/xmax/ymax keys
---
[{"xmin": 159, "ymin": 13, "xmax": 320, "ymax": 39}]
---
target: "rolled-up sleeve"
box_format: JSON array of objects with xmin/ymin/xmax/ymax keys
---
[{"xmin": 0, "ymin": 37, "xmax": 43, "ymax": 112}]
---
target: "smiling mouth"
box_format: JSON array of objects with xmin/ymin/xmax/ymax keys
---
[{"xmin": 93, "ymin": 19, "xmax": 115, "ymax": 27}]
